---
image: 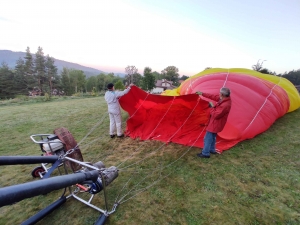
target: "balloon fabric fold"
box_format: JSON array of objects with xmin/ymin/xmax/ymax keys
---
[{"xmin": 119, "ymin": 86, "xmax": 210, "ymax": 149}]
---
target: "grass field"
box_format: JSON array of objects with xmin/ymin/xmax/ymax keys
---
[{"xmin": 0, "ymin": 96, "xmax": 299, "ymax": 225}]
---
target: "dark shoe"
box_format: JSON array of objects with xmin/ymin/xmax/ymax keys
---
[
  {"xmin": 197, "ymin": 153, "xmax": 210, "ymax": 158},
  {"xmin": 117, "ymin": 134, "xmax": 124, "ymax": 138},
  {"xmin": 210, "ymin": 151, "xmax": 217, "ymax": 154},
  {"xmin": 110, "ymin": 135, "xmax": 116, "ymax": 138}
]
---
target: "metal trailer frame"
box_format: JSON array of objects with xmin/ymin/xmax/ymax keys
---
[
  {"xmin": 30, "ymin": 134, "xmax": 66, "ymax": 178},
  {"xmin": 0, "ymin": 148, "xmax": 119, "ymax": 224}
]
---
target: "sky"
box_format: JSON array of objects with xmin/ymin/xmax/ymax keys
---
[{"xmin": 1, "ymin": 0, "xmax": 299, "ymax": 76}]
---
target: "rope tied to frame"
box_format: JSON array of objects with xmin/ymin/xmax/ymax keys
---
[{"xmin": 113, "ymin": 96, "xmax": 206, "ymax": 205}]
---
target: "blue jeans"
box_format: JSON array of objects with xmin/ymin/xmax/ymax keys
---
[{"xmin": 202, "ymin": 131, "xmax": 217, "ymax": 156}]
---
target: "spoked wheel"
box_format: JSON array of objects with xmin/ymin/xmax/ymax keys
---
[
  {"xmin": 54, "ymin": 127, "xmax": 84, "ymax": 172},
  {"xmin": 31, "ymin": 166, "xmax": 46, "ymax": 178}
]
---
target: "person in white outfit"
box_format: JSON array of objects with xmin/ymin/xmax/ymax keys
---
[{"xmin": 104, "ymin": 83, "xmax": 133, "ymax": 138}]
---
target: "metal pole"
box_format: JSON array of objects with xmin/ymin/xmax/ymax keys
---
[
  {"xmin": 0, "ymin": 156, "xmax": 59, "ymax": 165},
  {"xmin": 0, "ymin": 170, "xmax": 99, "ymax": 207},
  {"xmin": 64, "ymin": 156, "xmax": 105, "ymax": 171},
  {"xmin": 100, "ymin": 172, "xmax": 109, "ymax": 211}
]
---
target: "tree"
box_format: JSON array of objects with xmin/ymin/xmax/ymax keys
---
[
  {"xmin": 60, "ymin": 68, "xmax": 73, "ymax": 95},
  {"xmin": 251, "ymin": 60, "xmax": 277, "ymax": 75},
  {"xmin": 69, "ymin": 70, "xmax": 86, "ymax": 93},
  {"xmin": 23, "ymin": 47, "xmax": 36, "ymax": 90},
  {"xmin": 161, "ymin": 66, "xmax": 179, "ymax": 86},
  {"xmin": 86, "ymin": 76, "xmax": 97, "ymax": 92},
  {"xmin": 14, "ymin": 57, "xmax": 28, "ymax": 95},
  {"xmin": 94, "ymin": 73, "xmax": 125, "ymax": 92},
  {"xmin": 34, "ymin": 46, "xmax": 46, "ymax": 94},
  {"xmin": 141, "ymin": 67, "xmax": 155, "ymax": 91},
  {"xmin": 282, "ymin": 69, "xmax": 300, "ymax": 85},
  {"xmin": 152, "ymin": 71, "xmax": 162, "ymax": 80},
  {"xmin": 252, "ymin": 59, "xmax": 266, "ymax": 72},
  {"xmin": 132, "ymin": 73, "xmax": 142, "ymax": 86},
  {"xmin": 107, "ymin": 73, "xmax": 118, "ymax": 84},
  {"xmin": 45, "ymin": 55, "xmax": 58, "ymax": 95},
  {"xmin": 259, "ymin": 68, "xmax": 274, "ymax": 75},
  {"xmin": 180, "ymin": 75, "xmax": 189, "ymax": 81},
  {"xmin": 0, "ymin": 62, "xmax": 15, "ymax": 99},
  {"xmin": 125, "ymin": 65, "xmax": 138, "ymax": 85},
  {"xmin": 252, "ymin": 60, "xmax": 277, "ymax": 75},
  {"xmin": 60, "ymin": 68, "xmax": 86, "ymax": 95},
  {"xmin": 114, "ymin": 80, "xmax": 125, "ymax": 90},
  {"xmin": 24, "ymin": 47, "xmax": 34, "ymax": 76},
  {"xmin": 96, "ymin": 73, "xmax": 108, "ymax": 91}
]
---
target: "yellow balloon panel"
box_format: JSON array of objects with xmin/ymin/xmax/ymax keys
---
[{"xmin": 161, "ymin": 88, "xmax": 180, "ymax": 96}]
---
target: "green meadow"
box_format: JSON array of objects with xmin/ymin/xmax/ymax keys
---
[{"xmin": 0, "ymin": 96, "xmax": 299, "ymax": 225}]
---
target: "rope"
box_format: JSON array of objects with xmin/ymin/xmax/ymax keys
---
[
  {"xmin": 116, "ymin": 96, "xmax": 176, "ymax": 168},
  {"xmin": 59, "ymin": 90, "xmax": 206, "ymax": 211},
  {"xmin": 222, "ymin": 69, "xmax": 230, "ymax": 87},
  {"xmin": 116, "ymin": 124, "xmax": 206, "ymax": 205},
  {"xmin": 167, "ymin": 97, "xmax": 200, "ymax": 142},
  {"xmin": 113, "ymin": 97, "xmax": 203, "ymax": 204},
  {"xmin": 185, "ymin": 77, "xmax": 195, "ymax": 95},
  {"xmin": 76, "ymin": 113, "xmax": 108, "ymax": 148},
  {"xmin": 117, "ymin": 167, "xmax": 162, "ymax": 203},
  {"xmin": 126, "ymin": 92, "xmax": 150, "ymax": 121},
  {"xmin": 243, "ymin": 78, "xmax": 282, "ymax": 133},
  {"xmin": 118, "ymin": 97, "xmax": 201, "ymax": 170},
  {"xmin": 93, "ymin": 91, "xmax": 149, "ymax": 159},
  {"xmin": 119, "ymin": 171, "xmax": 171, "ymax": 204},
  {"xmin": 146, "ymin": 97, "xmax": 176, "ymax": 139}
]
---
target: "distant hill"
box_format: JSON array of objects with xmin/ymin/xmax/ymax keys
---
[{"xmin": 0, "ymin": 50, "xmax": 107, "ymax": 78}]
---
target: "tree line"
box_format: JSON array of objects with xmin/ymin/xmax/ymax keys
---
[
  {"xmin": 0, "ymin": 47, "xmax": 187, "ymax": 99},
  {"xmin": 0, "ymin": 48, "xmax": 299, "ymax": 99},
  {"xmin": 0, "ymin": 47, "xmax": 58, "ymax": 98},
  {"xmin": 252, "ymin": 60, "xmax": 300, "ymax": 86}
]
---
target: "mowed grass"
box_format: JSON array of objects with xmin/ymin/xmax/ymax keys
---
[{"xmin": 0, "ymin": 97, "xmax": 299, "ymax": 225}]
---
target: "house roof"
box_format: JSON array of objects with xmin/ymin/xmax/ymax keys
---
[{"xmin": 155, "ymin": 79, "xmax": 176, "ymax": 89}]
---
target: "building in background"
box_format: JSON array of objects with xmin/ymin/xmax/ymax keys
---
[{"xmin": 151, "ymin": 79, "xmax": 176, "ymax": 94}]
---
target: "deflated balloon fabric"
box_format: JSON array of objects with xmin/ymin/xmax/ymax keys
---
[{"xmin": 119, "ymin": 68, "xmax": 300, "ymax": 152}]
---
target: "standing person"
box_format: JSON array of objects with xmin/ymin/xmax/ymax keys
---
[
  {"xmin": 105, "ymin": 83, "xmax": 133, "ymax": 138},
  {"xmin": 196, "ymin": 87, "xmax": 232, "ymax": 158}
]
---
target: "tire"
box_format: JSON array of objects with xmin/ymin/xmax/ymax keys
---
[{"xmin": 31, "ymin": 166, "xmax": 45, "ymax": 178}]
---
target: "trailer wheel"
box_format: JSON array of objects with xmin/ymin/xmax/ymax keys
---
[{"xmin": 31, "ymin": 166, "xmax": 45, "ymax": 178}]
